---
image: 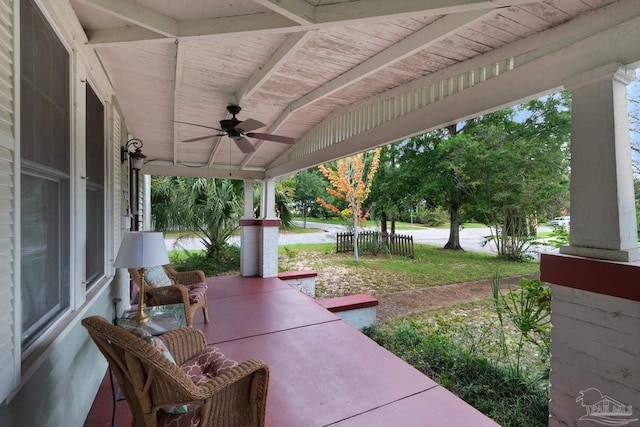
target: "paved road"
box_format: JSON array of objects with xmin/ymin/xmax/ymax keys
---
[{"xmin": 166, "ymin": 220, "xmax": 559, "ymax": 258}]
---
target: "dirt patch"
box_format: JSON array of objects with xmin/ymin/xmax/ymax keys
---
[{"xmin": 375, "ymin": 274, "xmax": 538, "ymax": 322}]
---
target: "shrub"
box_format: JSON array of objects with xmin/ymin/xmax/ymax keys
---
[
  {"xmin": 170, "ymin": 245, "xmax": 240, "ymax": 276},
  {"xmin": 364, "ymin": 323, "xmax": 548, "ymax": 426},
  {"xmin": 414, "ymin": 206, "xmax": 449, "ymax": 226}
]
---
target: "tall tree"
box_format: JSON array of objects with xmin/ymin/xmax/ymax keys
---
[
  {"xmin": 291, "ymin": 168, "xmax": 326, "ymax": 228},
  {"xmin": 465, "ymin": 93, "xmax": 571, "ymax": 258},
  {"xmin": 317, "ymin": 149, "xmax": 382, "ymax": 261},
  {"xmin": 396, "ymin": 125, "xmax": 475, "ymax": 250},
  {"xmin": 372, "ymin": 92, "xmax": 571, "ymax": 257},
  {"xmin": 369, "ymin": 144, "xmax": 406, "ymax": 236}
]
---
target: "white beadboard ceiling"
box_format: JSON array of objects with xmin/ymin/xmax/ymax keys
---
[{"xmin": 67, "ymin": 0, "xmax": 640, "ymax": 179}]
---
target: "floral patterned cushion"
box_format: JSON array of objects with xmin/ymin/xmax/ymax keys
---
[
  {"xmin": 181, "ymin": 346, "xmax": 238, "ymax": 386},
  {"xmin": 186, "ymin": 284, "xmax": 208, "ymax": 304},
  {"xmin": 144, "ymin": 265, "xmax": 173, "ymax": 288}
]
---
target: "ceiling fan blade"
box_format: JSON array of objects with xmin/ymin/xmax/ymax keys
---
[
  {"xmin": 173, "ymin": 120, "xmax": 223, "ymax": 132},
  {"xmin": 235, "ymin": 118, "xmax": 265, "ymax": 133},
  {"xmin": 182, "ymin": 134, "xmax": 223, "ymax": 143},
  {"xmin": 246, "ymin": 132, "xmax": 296, "ymax": 144},
  {"xmin": 233, "ymin": 136, "xmax": 255, "ymax": 153}
]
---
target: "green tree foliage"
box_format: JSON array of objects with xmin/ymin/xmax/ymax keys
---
[
  {"xmin": 151, "ymin": 176, "xmax": 243, "ymax": 258},
  {"xmin": 290, "ymin": 168, "xmax": 326, "ymax": 228},
  {"xmin": 369, "ymin": 144, "xmax": 410, "ymax": 235},
  {"xmin": 466, "ymin": 93, "xmax": 571, "ymax": 258},
  {"xmin": 372, "ymin": 92, "xmax": 571, "ymax": 258},
  {"xmin": 389, "ymin": 126, "xmax": 476, "ymax": 250}
]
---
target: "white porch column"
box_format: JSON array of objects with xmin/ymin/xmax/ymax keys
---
[
  {"xmin": 243, "ymin": 179, "xmax": 254, "ymax": 218},
  {"xmin": 542, "ymin": 63, "xmax": 640, "ymax": 427},
  {"xmin": 240, "ymin": 179, "xmax": 258, "ymax": 276},
  {"xmin": 143, "ymin": 174, "xmax": 151, "ymax": 231},
  {"xmin": 260, "ymin": 179, "xmax": 277, "ymax": 219},
  {"xmin": 259, "ymin": 179, "xmax": 279, "ymax": 278},
  {"xmin": 561, "ymin": 63, "xmax": 640, "ymax": 262}
]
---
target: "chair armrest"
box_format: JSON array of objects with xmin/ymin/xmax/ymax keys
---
[
  {"xmin": 152, "ymin": 359, "xmax": 269, "ymax": 419},
  {"xmin": 196, "ymin": 359, "xmax": 270, "ymax": 424},
  {"xmin": 198, "ymin": 359, "xmax": 269, "ymax": 395},
  {"xmin": 160, "ymin": 327, "xmax": 207, "ymax": 365},
  {"xmin": 163, "ymin": 265, "xmax": 205, "ymax": 285},
  {"xmin": 145, "ymin": 284, "xmax": 194, "ymax": 326}
]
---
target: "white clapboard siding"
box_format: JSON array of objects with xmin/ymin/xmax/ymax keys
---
[
  {"xmin": 112, "ymin": 105, "xmax": 123, "ymax": 258},
  {"xmin": 0, "ymin": 0, "xmax": 16, "ymax": 404},
  {"xmin": 549, "ymin": 285, "xmax": 640, "ymax": 427}
]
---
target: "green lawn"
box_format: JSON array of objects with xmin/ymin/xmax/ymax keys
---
[{"xmin": 278, "ymin": 243, "xmax": 540, "ymax": 298}]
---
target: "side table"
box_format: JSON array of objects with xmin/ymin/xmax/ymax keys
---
[{"xmin": 118, "ymin": 303, "xmax": 186, "ymax": 335}]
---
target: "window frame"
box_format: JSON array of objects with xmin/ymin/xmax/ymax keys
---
[
  {"xmin": 19, "ymin": 0, "xmax": 73, "ymax": 353},
  {"xmin": 84, "ymin": 83, "xmax": 107, "ymax": 290}
]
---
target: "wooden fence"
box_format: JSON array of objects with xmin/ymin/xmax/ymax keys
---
[{"xmin": 336, "ymin": 231, "xmax": 414, "ymax": 258}]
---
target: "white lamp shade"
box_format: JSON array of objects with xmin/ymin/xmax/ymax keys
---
[{"xmin": 114, "ymin": 231, "xmax": 170, "ymax": 268}]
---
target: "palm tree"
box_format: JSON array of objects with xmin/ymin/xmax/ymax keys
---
[{"xmin": 151, "ymin": 177, "xmax": 242, "ymax": 258}]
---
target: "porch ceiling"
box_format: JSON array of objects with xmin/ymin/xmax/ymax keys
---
[{"xmin": 68, "ymin": 0, "xmax": 638, "ymax": 180}]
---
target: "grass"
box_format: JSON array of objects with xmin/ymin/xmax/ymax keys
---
[
  {"xmin": 373, "ymin": 297, "xmax": 549, "ymax": 378},
  {"xmin": 364, "ymin": 289, "xmax": 550, "ymax": 427},
  {"xmin": 278, "ymin": 243, "xmax": 540, "ymax": 298},
  {"xmin": 364, "ymin": 315, "xmax": 549, "ymax": 427},
  {"xmin": 280, "ymin": 224, "xmax": 327, "ymax": 234}
]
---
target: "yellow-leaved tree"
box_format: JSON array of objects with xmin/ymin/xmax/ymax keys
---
[{"xmin": 317, "ymin": 148, "xmax": 382, "ymax": 261}]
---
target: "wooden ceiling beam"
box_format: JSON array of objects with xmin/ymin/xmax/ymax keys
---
[
  {"xmin": 85, "ymin": 0, "xmax": 542, "ymax": 46},
  {"xmin": 77, "ymin": 0, "xmax": 177, "ymax": 37},
  {"xmin": 314, "ymin": 0, "xmax": 539, "ymax": 24},
  {"xmin": 252, "ymin": 0, "xmax": 315, "ymax": 25},
  {"xmin": 290, "ymin": 9, "xmax": 495, "ymax": 114}
]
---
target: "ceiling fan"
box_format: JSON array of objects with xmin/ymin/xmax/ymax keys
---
[{"xmin": 175, "ymin": 105, "xmax": 295, "ymax": 154}]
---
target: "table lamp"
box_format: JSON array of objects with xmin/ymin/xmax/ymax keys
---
[{"xmin": 114, "ymin": 231, "xmax": 169, "ymax": 323}]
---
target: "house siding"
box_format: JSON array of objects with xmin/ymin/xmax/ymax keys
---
[
  {"xmin": 549, "ymin": 285, "xmax": 640, "ymax": 426},
  {"xmin": 0, "ymin": 0, "xmax": 16, "ymax": 405},
  {"xmin": 0, "ymin": 0, "xmax": 131, "ymax": 425}
]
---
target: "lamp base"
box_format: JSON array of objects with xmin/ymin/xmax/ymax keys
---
[
  {"xmin": 129, "ymin": 267, "xmax": 151, "ymax": 323},
  {"xmin": 129, "ymin": 309, "xmax": 150, "ymax": 324}
]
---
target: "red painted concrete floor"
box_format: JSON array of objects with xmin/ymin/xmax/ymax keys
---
[{"xmin": 84, "ymin": 275, "xmax": 499, "ymax": 426}]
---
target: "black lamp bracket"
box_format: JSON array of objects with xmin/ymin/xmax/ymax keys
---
[{"xmin": 121, "ymin": 138, "xmax": 144, "ymax": 164}]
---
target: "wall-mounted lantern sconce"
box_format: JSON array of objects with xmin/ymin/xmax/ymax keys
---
[
  {"xmin": 122, "ymin": 138, "xmax": 147, "ymax": 231},
  {"xmin": 121, "ymin": 138, "xmax": 147, "ymax": 170}
]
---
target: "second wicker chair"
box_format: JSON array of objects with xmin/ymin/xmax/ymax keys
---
[{"xmin": 129, "ymin": 265, "xmax": 209, "ymax": 326}]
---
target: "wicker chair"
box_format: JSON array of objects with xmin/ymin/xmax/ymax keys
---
[
  {"xmin": 82, "ymin": 316, "xmax": 269, "ymax": 427},
  {"xmin": 129, "ymin": 265, "xmax": 208, "ymax": 326}
]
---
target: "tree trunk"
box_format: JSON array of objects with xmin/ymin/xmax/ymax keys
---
[
  {"xmin": 302, "ymin": 202, "xmax": 307, "ymax": 229},
  {"xmin": 353, "ymin": 207, "xmax": 360, "ymax": 262},
  {"xmin": 380, "ymin": 211, "xmax": 387, "ymax": 236},
  {"xmin": 444, "ymin": 202, "xmax": 464, "ymax": 250},
  {"xmin": 391, "ymin": 217, "xmax": 396, "ymax": 235}
]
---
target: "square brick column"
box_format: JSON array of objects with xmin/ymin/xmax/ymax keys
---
[{"xmin": 240, "ymin": 179, "xmax": 280, "ymax": 277}]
